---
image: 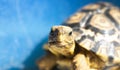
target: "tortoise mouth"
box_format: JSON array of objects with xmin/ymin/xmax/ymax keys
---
[
  {"xmin": 48, "ymin": 40, "xmax": 62, "ymax": 45},
  {"xmin": 48, "ymin": 40, "xmax": 67, "ymax": 48},
  {"xmin": 49, "ymin": 41, "xmax": 59, "ymax": 44}
]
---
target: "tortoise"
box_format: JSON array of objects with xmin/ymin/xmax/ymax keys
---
[{"xmin": 37, "ymin": 2, "xmax": 120, "ymax": 70}]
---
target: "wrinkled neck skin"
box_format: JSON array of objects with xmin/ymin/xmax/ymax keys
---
[{"xmin": 48, "ymin": 41, "xmax": 75, "ymax": 58}]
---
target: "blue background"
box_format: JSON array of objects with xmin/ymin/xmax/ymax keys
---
[{"xmin": 0, "ymin": 0, "xmax": 120, "ymax": 70}]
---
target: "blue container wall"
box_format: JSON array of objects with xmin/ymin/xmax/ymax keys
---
[{"xmin": 0, "ymin": 0, "xmax": 120, "ymax": 70}]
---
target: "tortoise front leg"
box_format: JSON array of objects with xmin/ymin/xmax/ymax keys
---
[
  {"xmin": 56, "ymin": 58, "xmax": 74, "ymax": 70},
  {"xmin": 37, "ymin": 52, "xmax": 57, "ymax": 70},
  {"xmin": 73, "ymin": 53, "xmax": 90, "ymax": 70}
]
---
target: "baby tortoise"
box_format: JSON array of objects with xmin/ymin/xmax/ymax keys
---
[{"xmin": 37, "ymin": 2, "xmax": 120, "ymax": 70}]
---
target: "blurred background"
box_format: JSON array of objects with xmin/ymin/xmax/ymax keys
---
[{"xmin": 0, "ymin": 0, "xmax": 120, "ymax": 70}]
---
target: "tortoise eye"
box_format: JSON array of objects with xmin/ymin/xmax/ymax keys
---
[{"xmin": 69, "ymin": 31, "xmax": 72, "ymax": 36}]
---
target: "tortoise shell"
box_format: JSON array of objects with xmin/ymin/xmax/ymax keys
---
[{"xmin": 63, "ymin": 2, "xmax": 120, "ymax": 60}]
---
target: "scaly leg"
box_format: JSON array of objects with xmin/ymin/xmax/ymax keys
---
[
  {"xmin": 73, "ymin": 53, "xmax": 90, "ymax": 70},
  {"xmin": 37, "ymin": 52, "xmax": 57, "ymax": 70}
]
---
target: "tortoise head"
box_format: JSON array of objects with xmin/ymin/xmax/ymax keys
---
[{"xmin": 48, "ymin": 26, "xmax": 75, "ymax": 57}]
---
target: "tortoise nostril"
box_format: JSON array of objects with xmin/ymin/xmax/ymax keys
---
[
  {"xmin": 49, "ymin": 29, "xmax": 59, "ymax": 43},
  {"xmin": 54, "ymin": 29, "xmax": 59, "ymax": 35},
  {"xmin": 50, "ymin": 29, "xmax": 59, "ymax": 37}
]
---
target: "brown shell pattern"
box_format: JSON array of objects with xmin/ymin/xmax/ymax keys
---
[{"xmin": 64, "ymin": 2, "xmax": 120, "ymax": 59}]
